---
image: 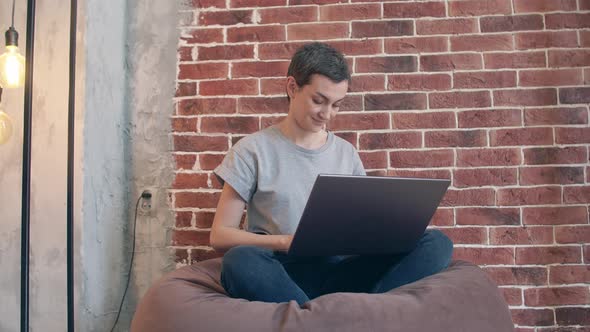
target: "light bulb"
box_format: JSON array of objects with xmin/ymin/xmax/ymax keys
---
[
  {"xmin": 0, "ymin": 45, "xmax": 25, "ymax": 88},
  {"xmin": 0, "ymin": 109, "xmax": 13, "ymax": 145}
]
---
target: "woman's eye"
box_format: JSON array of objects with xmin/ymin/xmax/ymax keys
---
[{"xmin": 312, "ymin": 99, "xmax": 322, "ymax": 105}]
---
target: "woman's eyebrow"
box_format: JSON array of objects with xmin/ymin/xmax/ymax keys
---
[{"xmin": 315, "ymin": 92, "xmax": 345, "ymax": 103}]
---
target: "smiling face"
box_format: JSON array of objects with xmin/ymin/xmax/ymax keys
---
[{"xmin": 286, "ymin": 74, "xmax": 348, "ymax": 133}]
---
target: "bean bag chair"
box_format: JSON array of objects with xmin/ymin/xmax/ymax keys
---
[{"xmin": 131, "ymin": 258, "xmax": 514, "ymax": 332}]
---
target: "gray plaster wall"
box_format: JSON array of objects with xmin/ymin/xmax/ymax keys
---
[{"xmin": 0, "ymin": 0, "xmax": 178, "ymax": 330}]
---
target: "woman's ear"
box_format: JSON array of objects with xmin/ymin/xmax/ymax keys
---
[{"xmin": 286, "ymin": 76, "xmax": 298, "ymax": 100}]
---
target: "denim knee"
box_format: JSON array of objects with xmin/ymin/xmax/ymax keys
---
[{"xmin": 424, "ymin": 229, "xmax": 454, "ymax": 265}]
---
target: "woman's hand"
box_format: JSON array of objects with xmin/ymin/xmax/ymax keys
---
[{"xmin": 277, "ymin": 235, "xmax": 294, "ymax": 251}]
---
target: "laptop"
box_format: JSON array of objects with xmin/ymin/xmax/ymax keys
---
[{"xmin": 287, "ymin": 174, "xmax": 450, "ymax": 256}]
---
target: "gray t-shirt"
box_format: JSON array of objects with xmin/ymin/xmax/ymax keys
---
[{"xmin": 213, "ymin": 124, "xmax": 366, "ymax": 235}]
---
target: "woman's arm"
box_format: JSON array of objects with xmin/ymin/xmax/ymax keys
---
[{"xmin": 210, "ymin": 183, "xmax": 292, "ymax": 252}]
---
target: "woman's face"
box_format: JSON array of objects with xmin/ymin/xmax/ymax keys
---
[{"xmin": 287, "ymin": 74, "xmax": 348, "ymax": 133}]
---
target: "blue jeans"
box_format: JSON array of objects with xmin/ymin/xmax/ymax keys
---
[{"xmin": 220, "ymin": 229, "xmax": 454, "ymax": 306}]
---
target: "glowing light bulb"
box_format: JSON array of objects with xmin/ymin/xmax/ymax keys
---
[
  {"xmin": 0, "ymin": 45, "xmax": 25, "ymax": 88},
  {"xmin": 0, "ymin": 109, "xmax": 13, "ymax": 145}
]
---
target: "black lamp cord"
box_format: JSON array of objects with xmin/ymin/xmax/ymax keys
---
[
  {"xmin": 110, "ymin": 191, "xmax": 151, "ymax": 332},
  {"xmin": 11, "ymin": 0, "xmax": 15, "ymax": 27}
]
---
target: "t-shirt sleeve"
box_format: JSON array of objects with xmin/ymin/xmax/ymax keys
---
[
  {"xmin": 213, "ymin": 146, "xmax": 257, "ymax": 203},
  {"xmin": 352, "ymin": 148, "xmax": 366, "ymax": 176}
]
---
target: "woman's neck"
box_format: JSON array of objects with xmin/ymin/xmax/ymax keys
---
[{"xmin": 278, "ymin": 117, "xmax": 328, "ymax": 150}]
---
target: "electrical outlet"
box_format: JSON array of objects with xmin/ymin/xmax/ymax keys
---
[{"xmin": 139, "ymin": 188, "xmax": 156, "ymax": 214}]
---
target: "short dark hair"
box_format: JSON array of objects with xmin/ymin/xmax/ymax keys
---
[{"xmin": 287, "ymin": 42, "xmax": 350, "ymax": 88}]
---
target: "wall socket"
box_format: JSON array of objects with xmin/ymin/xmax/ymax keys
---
[{"xmin": 140, "ymin": 189, "xmax": 155, "ymax": 214}]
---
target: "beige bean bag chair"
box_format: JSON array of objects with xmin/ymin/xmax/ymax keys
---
[{"xmin": 131, "ymin": 258, "xmax": 514, "ymax": 332}]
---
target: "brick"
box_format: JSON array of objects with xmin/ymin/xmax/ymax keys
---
[
  {"xmin": 553, "ymin": 269, "xmax": 590, "ymax": 293},
  {"xmin": 520, "ymin": 166, "xmax": 584, "ymax": 185},
  {"xmin": 441, "ymin": 188, "xmax": 496, "ymax": 207},
  {"xmin": 513, "ymin": 0, "xmax": 577, "ymax": 12},
  {"xmin": 174, "ymin": 135, "xmax": 228, "ymax": 152},
  {"xmin": 171, "ymin": 229, "xmax": 210, "ymax": 246},
  {"xmin": 420, "ymin": 53, "xmax": 482, "ymax": 71},
  {"xmin": 328, "ymin": 40, "xmax": 383, "ymax": 56},
  {"xmin": 556, "ymin": 307, "xmax": 590, "ymax": 326},
  {"xmin": 174, "ymin": 154, "xmax": 197, "ymax": 170},
  {"xmin": 176, "ymin": 82, "xmax": 197, "ymax": 98},
  {"xmin": 330, "ymin": 113, "xmax": 389, "ymax": 131},
  {"xmin": 439, "ymin": 227, "xmax": 487, "ymax": 245},
  {"xmin": 490, "ymin": 226, "xmax": 554, "ymax": 245},
  {"xmin": 190, "ymin": 248, "xmax": 223, "ymax": 263},
  {"xmin": 232, "ymin": 61, "xmax": 289, "ymax": 78},
  {"xmin": 198, "ymin": 45, "xmax": 254, "ymax": 61},
  {"xmin": 178, "ymin": 63, "xmax": 228, "ymax": 80},
  {"xmin": 356, "ymin": 56, "xmax": 417, "ymax": 73},
  {"xmin": 385, "ymin": 36, "xmax": 448, "ymax": 54},
  {"xmin": 388, "ymin": 74, "xmax": 451, "ymax": 91},
  {"xmin": 499, "ymin": 287, "xmax": 523, "ymax": 306},
  {"xmin": 178, "ymin": 98, "xmax": 236, "ymax": 116},
  {"xmin": 564, "ymin": 186, "xmax": 590, "ymax": 204},
  {"xmin": 260, "ymin": 78, "xmax": 285, "ymax": 95},
  {"xmin": 191, "ymin": 0, "xmax": 225, "ymax": 8},
  {"xmin": 229, "ymin": 0, "xmax": 285, "ymax": 7},
  {"xmin": 259, "ymin": 40, "xmax": 381, "ymax": 60},
  {"xmin": 458, "ymin": 109, "xmax": 522, "ymax": 128},
  {"xmin": 523, "ymin": 206, "xmax": 589, "ymax": 225},
  {"xmin": 178, "ymin": 46, "xmax": 193, "ymax": 62},
  {"xmin": 334, "ymin": 132, "xmax": 357, "ymax": 146},
  {"xmin": 359, "ymin": 132, "xmax": 422, "ymax": 150},
  {"xmin": 525, "ymin": 107, "xmax": 588, "ymax": 126},
  {"xmin": 392, "ymin": 112, "xmax": 455, "ymax": 129},
  {"xmin": 453, "ymin": 71, "xmax": 516, "ymax": 89},
  {"xmin": 456, "ymin": 207, "xmax": 520, "ymax": 226},
  {"xmin": 480, "ymin": 15, "xmax": 543, "ymax": 32},
  {"xmin": 449, "ymin": 0, "xmax": 512, "ymax": 16},
  {"xmin": 175, "ymin": 248, "xmax": 189, "ymax": 264},
  {"xmin": 512, "ymin": 309, "xmax": 554, "ymax": 327},
  {"xmin": 238, "ymin": 97, "xmax": 289, "ymax": 114},
  {"xmin": 582, "ymin": 31, "xmax": 590, "ymax": 47},
  {"xmin": 416, "ymin": 18, "xmax": 477, "ymax": 35},
  {"xmin": 389, "ymin": 169, "xmax": 451, "ymax": 180},
  {"xmin": 199, "ymin": 153, "xmax": 224, "ymax": 171},
  {"xmin": 172, "ymin": 118, "xmax": 197, "ymax": 133},
  {"xmin": 429, "ymin": 91, "xmax": 491, "ymax": 109},
  {"xmin": 349, "ymin": 75, "xmax": 385, "ymax": 92},
  {"xmin": 338, "ymin": 95, "xmax": 363, "ymax": 113},
  {"xmin": 453, "ymin": 168, "xmax": 517, "ymax": 187},
  {"xmin": 175, "ymin": 192, "xmax": 221, "ymax": 209},
  {"xmin": 546, "ymin": 13, "xmax": 590, "ymax": 29},
  {"xmin": 457, "ymin": 148, "xmax": 521, "ymax": 167},
  {"xmin": 383, "ymin": 2, "xmax": 445, "ymax": 18},
  {"xmin": 516, "ymin": 31, "xmax": 579, "ymax": 50},
  {"xmin": 389, "ymin": 149, "xmax": 454, "ymax": 168},
  {"xmin": 498, "ymin": 186, "xmax": 561, "ymax": 206},
  {"xmin": 560, "ymin": 87, "xmax": 590, "ymax": 104},
  {"xmin": 194, "ymin": 211, "xmax": 216, "ymax": 228},
  {"xmin": 491, "ymin": 127, "xmax": 553, "ymax": 146},
  {"xmin": 291, "ymin": 0, "xmax": 345, "ymax": 4},
  {"xmin": 525, "ymin": 287, "xmax": 590, "ymax": 306},
  {"xmin": 180, "ymin": 28, "xmax": 223, "ymax": 44},
  {"xmin": 584, "ymin": 244, "xmax": 590, "ymax": 264},
  {"xmin": 452, "ymin": 247, "xmax": 515, "ymax": 265},
  {"xmin": 494, "ymin": 88, "xmax": 557, "ymax": 106},
  {"xmin": 451, "ymin": 34, "xmax": 513, "ymax": 52},
  {"xmin": 556, "ymin": 127, "xmax": 590, "ymax": 144},
  {"xmin": 351, "ymin": 20, "xmax": 414, "ymax": 38},
  {"xmin": 520, "ymin": 69, "xmax": 583, "ymax": 87},
  {"xmin": 287, "ymin": 23, "xmax": 348, "ymax": 40},
  {"xmin": 200, "ymin": 79, "xmax": 258, "ymax": 96},
  {"xmin": 227, "ymin": 26, "xmax": 285, "ymax": 43},
  {"xmin": 524, "ymin": 147, "xmax": 587, "ymax": 165},
  {"xmin": 582, "ymin": 0, "xmax": 590, "ymax": 9},
  {"xmin": 516, "ymin": 246, "xmax": 582, "ymax": 264},
  {"xmin": 549, "ymin": 50, "xmax": 590, "ymax": 67},
  {"xmin": 429, "ymin": 208, "xmax": 454, "ymax": 227},
  {"xmin": 172, "ymin": 173, "xmax": 209, "ymax": 189},
  {"xmin": 359, "ymin": 151, "xmax": 387, "ymax": 169},
  {"xmin": 484, "ymin": 51, "xmax": 546, "ymax": 69},
  {"xmin": 365, "ymin": 93, "xmax": 427, "ymax": 111},
  {"xmin": 201, "ymin": 116, "xmax": 259, "ymax": 134},
  {"xmin": 259, "ymin": 6, "xmax": 318, "ymax": 24},
  {"xmin": 556, "ymin": 226, "xmax": 590, "ymax": 245},
  {"xmin": 425, "ymin": 130, "xmax": 487, "ymax": 148},
  {"xmin": 198, "ymin": 10, "xmax": 252, "ymax": 26},
  {"xmin": 320, "ymin": 4, "xmax": 380, "ymax": 21},
  {"xmin": 484, "ymin": 267, "xmax": 547, "ymax": 286},
  {"xmin": 175, "ymin": 211, "xmax": 193, "ymax": 228}
]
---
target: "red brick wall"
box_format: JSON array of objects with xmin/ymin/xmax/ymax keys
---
[{"xmin": 172, "ymin": 1, "xmax": 590, "ymax": 329}]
